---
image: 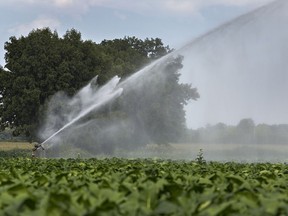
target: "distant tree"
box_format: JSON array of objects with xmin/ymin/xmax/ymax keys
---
[
  {"xmin": 255, "ymin": 124, "xmax": 288, "ymax": 144},
  {"xmin": 237, "ymin": 118, "xmax": 255, "ymax": 131},
  {"xmin": 236, "ymin": 118, "xmax": 255, "ymax": 144},
  {"xmin": 187, "ymin": 119, "xmax": 288, "ymax": 145}
]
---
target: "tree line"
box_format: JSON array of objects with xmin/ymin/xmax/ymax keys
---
[
  {"xmin": 186, "ymin": 118, "xmax": 288, "ymax": 145},
  {"xmin": 0, "ymin": 28, "xmax": 199, "ymax": 147}
]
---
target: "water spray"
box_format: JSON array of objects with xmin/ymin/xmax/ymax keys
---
[{"xmin": 39, "ymin": 76, "xmax": 123, "ymax": 148}]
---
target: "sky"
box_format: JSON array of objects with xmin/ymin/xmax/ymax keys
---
[{"xmin": 0, "ymin": 0, "xmax": 273, "ymax": 67}]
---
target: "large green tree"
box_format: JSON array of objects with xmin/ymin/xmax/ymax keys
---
[
  {"xmin": 1, "ymin": 28, "xmax": 105, "ymax": 136},
  {"xmin": 99, "ymin": 36, "xmax": 171, "ymax": 83},
  {"xmin": 0, "ymin": 28, "xmax": 197, "ymax": 146}
]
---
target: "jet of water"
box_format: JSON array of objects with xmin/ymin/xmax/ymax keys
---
[{"xmin": 40, "ymin": 76, "xmax": 123, "ymax": 146}]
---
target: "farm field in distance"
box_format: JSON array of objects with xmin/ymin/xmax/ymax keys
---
[
  {"xmin": 1, "ymin": 157, "xmax": 288, "ymax": 215},
  {"xmin": 116, "ymin": 143, "xmax": 288, "ymax": 163},
  {"xmin": 0, "ymin": 142, "xmax": 32, "ymax": 158},
  {"xmin": 0, "ymin": 142, "xmax": 31, "ymax": 151}
]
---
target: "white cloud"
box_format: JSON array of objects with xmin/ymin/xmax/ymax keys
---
[
  {"xmin": 213, "ymin": 0, "xmax": 271, "ymax": 6},
  {"xmin": 8, "ymin": 17, "xmax": 61, "ymax": 36},
  {"xmin": 1, "ymin": 0, "xmax": 274, "ymax": 16},
  {"xmin": 162, "ymin": 0, "xmax": 273, "ymax": 14},
  {"xmin": 52, "ymin": 0, "xmax": 75, "ymax": 7},
  {"xmin": 80, "ymin": 0, "xmax": 274, "ymax": 13},
  {"xmin": 113, "ymin": 11, "xmax": 128, "ymax": 21},
  {"xmin": 164, "ymin": 0, "xmax": 199, "ymax": 13}
]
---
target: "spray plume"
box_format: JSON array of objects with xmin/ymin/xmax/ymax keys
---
[{"xmin": 38, "ymin": 0, "xmax": 288, "ymax": 161}]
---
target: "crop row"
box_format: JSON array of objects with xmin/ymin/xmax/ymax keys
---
[{"xmin": 1, "ymin": 158, "xmax": 288, "ymax": 215}]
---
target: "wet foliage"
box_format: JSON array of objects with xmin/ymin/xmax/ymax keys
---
[{"xmin": 1, "ymin": 158, "xmax": 288, "ymax": 215}]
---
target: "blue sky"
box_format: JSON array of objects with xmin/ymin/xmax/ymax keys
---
[{"xmin": 0, "ymin": 0, "xmax": 272, "ymax": 67}]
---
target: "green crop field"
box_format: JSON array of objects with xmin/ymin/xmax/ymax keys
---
[{"xmin": 1, "ymin": 157, "xmax": 288, "ymax": 215}]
